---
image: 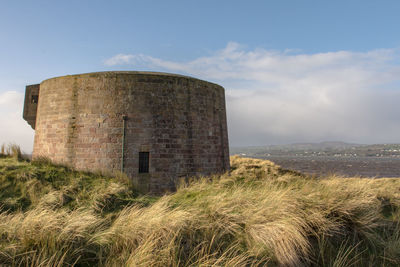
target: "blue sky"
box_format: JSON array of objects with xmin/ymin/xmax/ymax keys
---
[{"xmin": 1, "ymin": 1, "xmax": 400, "ymax": 152}]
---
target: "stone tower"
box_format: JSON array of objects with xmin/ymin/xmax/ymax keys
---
[{"xmin": 23, "ymin": 71, "xmax": 230, "ymax": 193}]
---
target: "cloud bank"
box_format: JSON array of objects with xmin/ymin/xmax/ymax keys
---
[
  {"xmin": 105, "ymin": 43, "xmax": 400, "ymax": 146},
  {"xmin": 0, "ymin": 91, "xmax": 35, "ymax": 153}
]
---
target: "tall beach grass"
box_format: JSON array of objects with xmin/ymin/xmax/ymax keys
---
[
  {"xmin": 0, "ymin": 143, "xmax": 22, "ymax": 160},
  {"xmin": 0, "ymin": 154, "xmax": 399, "ymax": 266}
]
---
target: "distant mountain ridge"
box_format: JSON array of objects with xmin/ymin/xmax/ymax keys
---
[
  {"xmin": 231, "ymin": 141, "xmax": 360, "ymax": 152},
  {"xmin": 267, "ymin": 141, "xmax": 361, "ymax": 151},
  {"xmin": 230, "ymin": 142, "xmax": 400, "ymax": 158}
]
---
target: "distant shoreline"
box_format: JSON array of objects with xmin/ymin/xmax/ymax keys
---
[{"xmin": 249, "ymin": 155, "xmax": 400, "ymax": 178}]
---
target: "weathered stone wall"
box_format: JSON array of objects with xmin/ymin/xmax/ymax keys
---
[
  {"xmin": 23, "ymin": 84, "xmax": 40, "ymax": 129},
  {"xmin": 32, "ymin": 71, "xmax": 229, "ymax": 193}
]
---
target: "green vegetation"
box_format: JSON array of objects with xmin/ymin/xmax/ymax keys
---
[{"xmin": 0, "ymin": 154, "xmax": 400, "ymax": 266}]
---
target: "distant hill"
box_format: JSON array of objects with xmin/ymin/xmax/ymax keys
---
[
  {"xmin": 268, "ymin": 141, "xmax": 360, "ymax": 151},
  {"xmin": 231, "ymin": 141, "xmax": 400, "ymax": 157}
]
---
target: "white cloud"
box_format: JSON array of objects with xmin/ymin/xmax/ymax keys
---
[
  {"xmin": 106, "ymin": 43, "xmax": 400, "ymax": 146},
  {"xmin": 104, "ymin": 54, "xmax": 147, "ymax": 66},
  {"xmin": 0, "ymin": 91, "xmax": 22, "ymax": 107},
  {"xmin": 0, "ymin": 91, "xmax": 35, "ymax": 153}
]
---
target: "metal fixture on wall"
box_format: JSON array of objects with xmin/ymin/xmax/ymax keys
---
[{"xmin": 121, "ymin": 114, "xmax": 127, "ymax": 172}]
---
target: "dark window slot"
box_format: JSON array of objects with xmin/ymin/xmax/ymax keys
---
[
  {"xmin": 139, "ymin": 152, "xmax": 149, "ymax": 173},
  {"xmin": 31, "ymin": 95, "xmax": 38, "ymax": 104}
]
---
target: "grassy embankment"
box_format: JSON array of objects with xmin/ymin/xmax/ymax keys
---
[{"xmin": 0, "ymin": 145, "xmax": 399, "ymax": 266}]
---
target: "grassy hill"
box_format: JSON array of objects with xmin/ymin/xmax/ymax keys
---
[{"xmin": 0, "ymin": 155, "xmax": 399, "ymax": 266}]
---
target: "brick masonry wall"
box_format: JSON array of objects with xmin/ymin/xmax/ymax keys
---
[{"xmin": 32, "ymin": 72, "xmax": 230, "ymax": 193}]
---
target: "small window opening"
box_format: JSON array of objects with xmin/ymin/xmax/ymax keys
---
[
  {"xmin": 31, "ymin": 95, "xmax": 38, "ymax": 104},
  {"xmin": 139, "ymin": 152, "xmax": 149, "ymax": 173}
]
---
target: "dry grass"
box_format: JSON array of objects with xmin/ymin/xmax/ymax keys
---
[
  {"xmin": 0, "ymin": 155, "xmax": 400, "ymax": 266},
  {"xmin": 0, "ymin": 143, "xmax": 22, "ymax": 160}
]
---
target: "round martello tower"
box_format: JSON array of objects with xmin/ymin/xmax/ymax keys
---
[{"xmin": 23, "ymin": 71, "xmax": 230, "ymax": 194}]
